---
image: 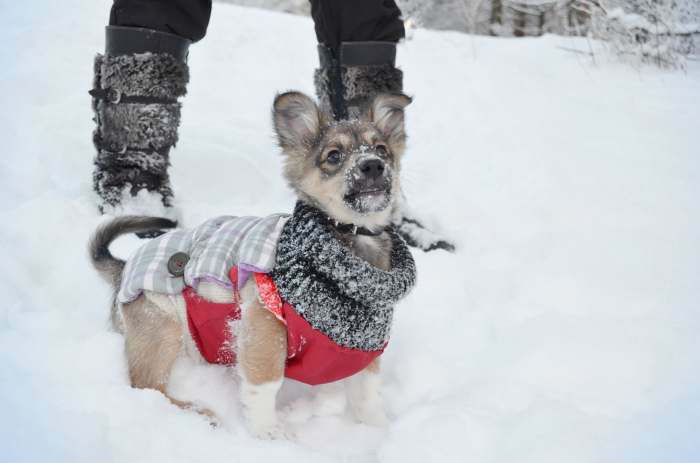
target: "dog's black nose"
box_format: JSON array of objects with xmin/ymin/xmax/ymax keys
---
[{"xmin": 359, "ymin": 159, "xmax": 385, "ymax": 179}]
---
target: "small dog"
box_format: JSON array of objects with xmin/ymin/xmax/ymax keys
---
[{"xmin": 90, "ymin": 91, "xmax": 413, "ymax": 438}]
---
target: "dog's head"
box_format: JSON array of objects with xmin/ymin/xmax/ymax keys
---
[{"xmin": 273, "ymin": 91, "xmax": 412, "ymax": 228}]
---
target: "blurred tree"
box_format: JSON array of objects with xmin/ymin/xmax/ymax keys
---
[
  {"xmin": 575, "ymin": 0, "xmax": 700, "ymax": 67},
  {"xmin": 397, "ymin": 0, "xmax": 590, "ymax": 36}
]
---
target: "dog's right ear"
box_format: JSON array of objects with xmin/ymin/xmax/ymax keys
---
[
  {"xmin": 370, "ymin": 93, "xmax": 412, "ymax": 149},
  {"xmin": 273, "ymin": 92, "xmax": 320, "ymax": 152}
]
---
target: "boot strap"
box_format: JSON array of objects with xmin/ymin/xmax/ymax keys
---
[{"xmin": 89, "ymin": 88, "xmax": 177, "ymax": 105}]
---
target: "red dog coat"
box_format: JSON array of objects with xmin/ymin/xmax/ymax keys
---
[{"xmin": 183, "ymin": 268, "xmax": 384, "ymax": 385}]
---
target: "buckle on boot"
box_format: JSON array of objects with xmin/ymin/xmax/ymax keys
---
[
  {"xmin": 89, "ymin": 87, "xmax": 121, "ymax": 103},
  {"xmin": 89, "ymin": 87, "xmax": 176, "ymax": 105}
]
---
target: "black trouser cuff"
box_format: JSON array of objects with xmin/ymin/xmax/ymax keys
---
[
  {"xmin": 106, "ymin": 26, "xmax": 191, "ymax": 62},
  {"xmin": 318, "ymin": 41, "xmax": 397, "ymax": 67}
]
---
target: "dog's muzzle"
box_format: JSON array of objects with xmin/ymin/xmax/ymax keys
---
[{"xmin": 344, "ymin": 158, "xmax": 392, "ymax": 213}]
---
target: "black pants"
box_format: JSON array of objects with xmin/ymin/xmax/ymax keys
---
[{"xmin": 109, "ymin": 0, "xmax": 404, "ymax": 49}]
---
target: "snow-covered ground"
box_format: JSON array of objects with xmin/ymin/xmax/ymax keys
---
[{"xmin": 2, "ymin": 1, "xmax": 700, "ymax": 462}]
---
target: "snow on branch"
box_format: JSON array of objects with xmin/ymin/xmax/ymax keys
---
[{"xmin": 574, "ymin": 0, "xmax": 699, "ymax": 67}]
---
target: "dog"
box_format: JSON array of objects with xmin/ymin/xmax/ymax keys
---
[{"xmin": 89, "ymin": 91, "xmax": 413, "ymax": 438}]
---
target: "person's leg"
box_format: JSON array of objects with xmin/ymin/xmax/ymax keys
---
[
  {"xmin": 92, "ymin": 0, "xmax": 212, "ymax": 220},
  {"xmin": 109, "ymin": 0, "xmax": 212, "ymax": 42},
  {"xmin": 310, "ymin": 0, "xmax": 454, "ymax": 252}
]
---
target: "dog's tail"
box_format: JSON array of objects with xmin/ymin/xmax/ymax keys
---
[{"xmin": 89, "ymin": 216, "xmax": 177, "ymax": 289}]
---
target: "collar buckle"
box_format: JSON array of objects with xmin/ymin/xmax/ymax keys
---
[{"xmin": 329, "ymin": 217, "xmax": 383, "ymax": 237}]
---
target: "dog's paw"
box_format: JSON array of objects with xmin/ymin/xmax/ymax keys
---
[
  {"xmin": 249, "ymin": 421, "xmax": 294, "ymax": 440},
  {"xmin": 352, "ymin": 405, "xmax": 390, "ymax": 427},
  {"xmin": 172, "ymin": 398, "xmax": 220, "ymax": 427},
  {"xmin": 312, "ymin": 383, "xmax": 347, "ymax": 417},
  {"xmin": 187, "ymin": 404, "xmax": 221, "ymax": 428},
  {"xmin": 313, "ymin": 395, "xmax": 347, "ymax": 417},
  {"xmin": 194, "ymin": 406, "xmax": 220, "ymax": 428}
]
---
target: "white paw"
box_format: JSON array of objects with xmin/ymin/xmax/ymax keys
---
[
  {"xmin": 312, "ymin": 384, "xmax": 347, "ymax": 417},
  {"xmin": 353, "ymin": 404, "xmax": 390, "ymax": 427},
  {"xmin": 249, "ymin": 421, "xmax": 294, "ymax": 440},
  {"xmin": 240, "ymin": 380, "xmax": 287, "ymax": 438},
  {"xmin": 186, "ymin": 404, "xmax": 220, "ymax": 428},
  {"xmin": 347, "ymin": 369, "xmax": 388, "ymax": 427},
  {"xmin": 313, "ymin": 395, "xmax": 347, "ymax": 417}
]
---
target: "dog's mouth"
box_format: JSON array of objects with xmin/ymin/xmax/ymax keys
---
[
  {"xmin": 345, "ymin": 186, "xmax": 389, "ymax": 199},
  {"xmin": 343, "ymin": 184, "xmax": 391, "ymax": 213}
]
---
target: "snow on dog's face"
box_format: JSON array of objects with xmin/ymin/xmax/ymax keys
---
[{"xmin": 273, "ymin": 91, "xmax": 411, "ymax": 228}]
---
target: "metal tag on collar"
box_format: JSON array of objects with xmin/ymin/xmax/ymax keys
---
[{"xmin": 332, "ymin": 218, "xmax": 360, "ymax": 235}]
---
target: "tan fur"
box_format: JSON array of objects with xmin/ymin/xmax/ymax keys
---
[
  {"xmin": 336, "ymin": 232, "xmax": 392, "ymax": 271},
  {"xmin": 197, "ymin": 280, "xmax": 235, "ymax": 303},
  {"xmin": 237, "ymin": 283, "xmax": 287, "ymax": 385},
  {"xmin": 365, "ymin": 358, "xmax": 380, "ymax": 374},
  {"xmin": 121, "ymin": 295, "xmax": 181, "ymax": 390},
  {"xmin": 120, "ymin": 295, "xmax": 215, "ymax": 420}
]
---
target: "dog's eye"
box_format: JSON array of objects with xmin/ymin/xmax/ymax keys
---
[
  {"xmin": 326, "ymin": 150, "xmax": 342, "ymax": 165},
  {"xmin": 375, "ymin": 144, "xmax": 388, "ymax": 155}
]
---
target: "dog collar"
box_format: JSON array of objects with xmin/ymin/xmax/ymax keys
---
[{"xmin": 328, "ymin": 219, "xmax": 385, "ymax": 237}]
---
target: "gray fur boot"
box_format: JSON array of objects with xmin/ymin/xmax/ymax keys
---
[
  {"xmin": 314, "ymin": 42, "xmax": 403, "ymax": 120},
  {"xmin": 314, "ymin": 41, "xmax": 454, "ymax": 252},
  {"xmin": 91, "ymin": 26, "xmax": 190, "ymax": 220}
]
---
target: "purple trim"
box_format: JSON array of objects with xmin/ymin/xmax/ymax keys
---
[
  {"xmin": 238, "ymin": 263, "xmax": 266, "ymax": 273},
  {"xmin": 237, "ymin": 263, "xmax": 267, "ymax": 289},
  {"xmin": 192, "ymin": 275, "xmax": 233, "ymax": 291},
  {"xmin": 190, "ymin": 264, "xmax": 269, "ymax": 292}
]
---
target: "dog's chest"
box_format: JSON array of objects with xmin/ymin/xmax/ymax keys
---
[{"xmin": 337, "ymin": 233, "xmax": 392, "ymax": 271}]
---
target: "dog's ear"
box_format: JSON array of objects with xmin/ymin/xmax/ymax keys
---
[
  {"xmin": 370, "ymin": 93, "xmax": 412, "ymax": 147},
  {"xmin": 273, "ymin": 92, "xmax": 321, "ymax": 152}
]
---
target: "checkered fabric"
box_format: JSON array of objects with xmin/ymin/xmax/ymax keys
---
[{"xmin": 117, "ymin": 213, "xmax": 289, "ymax": 303}]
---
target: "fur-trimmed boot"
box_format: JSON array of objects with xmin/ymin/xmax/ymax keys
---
[
  {"xmin": 91, "ymin": 26, "xmax": 190, "ymax": 221},
  {"xmin": 314, "ymin": 41, "xmax": 455, "ymax": 252}
]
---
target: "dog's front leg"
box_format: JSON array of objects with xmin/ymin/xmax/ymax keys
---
[
  {"xmin": 312, "ymin": 381, "xmax": 347, "ymax": 417},
  {"xmin": 237, "ymin": 286, "xmax": 288, "ymax": 439},
  {"xmin": 347, "ymin": 358, "xmax": 389, "ymax": 427}
]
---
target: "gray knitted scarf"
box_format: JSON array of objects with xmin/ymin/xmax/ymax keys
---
[{"xmin": 270, "ymin": 202, "xmax": 416, "ymax": 351}]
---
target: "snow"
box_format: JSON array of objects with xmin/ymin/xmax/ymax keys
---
[
  {"xmin": 2, "ymin": 0, "xmax": 700, "ymax": 462},
  {"xmin": 101, "ymin": 188, "xmax": 180, "ymax": 221}
]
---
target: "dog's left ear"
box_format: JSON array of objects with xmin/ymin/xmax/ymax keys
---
[
  {"xmin": 370, "ymin": 93, "xmax": 412, "ymax": 147},
  {"xmin": 273, "ymin": 91, "xmax": 321, "ymax": 152}
]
